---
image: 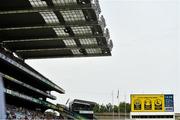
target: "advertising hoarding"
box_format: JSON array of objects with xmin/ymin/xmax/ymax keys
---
[{"xmin": 131, "ymin": 94, "xmax": 174, "ymax": 112}]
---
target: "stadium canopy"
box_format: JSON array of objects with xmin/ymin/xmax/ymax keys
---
[
  {"xmin": 70, "ymin": 99, "xmax": 96, "ymax": 107},
  {"xmin": 0, "ymin": 0, "xmax": 113, "ymax": 59}
]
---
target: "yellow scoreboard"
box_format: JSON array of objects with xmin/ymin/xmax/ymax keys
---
[{"xmin": 131, "ymin": 94, "xmax": 165, "ymax": 112}]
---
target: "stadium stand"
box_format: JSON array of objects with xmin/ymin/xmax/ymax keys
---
[
  {"xmin": 0, "ymin": 49, "xmax": 67, "ymax": 118},
  {"xmin": 6, "ymin": 104, "xmax": 45, "ymax": 119},
  {"xmin": 0, "ymin": 0, "xmax": 113, "ymax": 119},
  {"xmin": 69, "ymin": 99, "xmax": 96, "ymax": 119}
]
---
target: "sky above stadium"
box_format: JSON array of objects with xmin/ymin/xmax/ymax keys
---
[{"xmin": 26, "ymin": 0, "xmax": 180, "ymax": 112}]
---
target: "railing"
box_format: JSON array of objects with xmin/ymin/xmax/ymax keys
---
[
  {"xmin": 5, "ymin": 88, "xmax": 58, "ymax": 110},
  {"xmin": 3, "ymin": 74, "xmax": 56, "ymax": 100},
  {"xmin": 0, "ymin": 51, "xmax": 64, "ymax": 93}
]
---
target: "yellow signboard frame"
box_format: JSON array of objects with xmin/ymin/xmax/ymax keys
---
[{"xmin": 131, "ymin": 94, "xmax": 165, "ymax": 112}]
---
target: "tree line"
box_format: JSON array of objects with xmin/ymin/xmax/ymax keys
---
[{"xmin": 93, "ymin": 102, "xmax": 131, "ymax": 113}]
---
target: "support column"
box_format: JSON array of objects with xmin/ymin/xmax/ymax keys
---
[{"xmin": 0, "ymin": 74, "xmax": 6, "ymax": 119}]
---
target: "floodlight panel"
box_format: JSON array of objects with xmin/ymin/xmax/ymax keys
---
[
  {"xmin": 63, "ymin": 39, "xmax": 77, "ymax": 47},
  {"xmin": 52, "ymin": 0, "xmax": 77, "ymax": 6},
  {"xmin": 85, "ymin": 48, "xmax": 102, "ymax": 54},
  {"xmin": 53, "ymin": 27, "xmax": 69, "ymax": 37},
  {"xmin": 40, "ymin": 11, "xmax": 60, "ymax": 24},
  {"xmin": 71, "ymin": 26, "xmax": 92, "ymax": 36},
  {"xmin": 79, "ymin": 38, "xmax": 98, "ymax": 46},
  {"xmin": 61, "ymin": 10, "xmax": 86, "ymax": 22},
  {"xmin": 71, "ymin": 48, "xmax": 82, "ymax": 55},
  {"xmin": 29, "ymin": 0, "xmax": 48, "ymax": 7}
]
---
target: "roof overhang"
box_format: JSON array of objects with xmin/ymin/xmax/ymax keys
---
[{"xmin": 0, "ymin": 0, "xmax": 113, "ymax": 59}]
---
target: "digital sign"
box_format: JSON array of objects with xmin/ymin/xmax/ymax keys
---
[
  {"xmin": 131, "ymin": 94, "xmax": 174, "ymax": 112},
  {"xmin": 164, "ymin": 94, "xmax": 174, "ymax": 112}
]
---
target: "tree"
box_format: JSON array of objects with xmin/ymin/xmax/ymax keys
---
[
  {"xmin": 106, "ymin": 103, "xmax": 113, "ymax": 112},
  {"xmin": 113, "ymin": 105, "xmax": 118, "ymax": 113},
  {"xmin": 119, "ymin": 102, "xmax": 131, "ymax": 113},
  {"xmin": 99, "ymin": 104, "xmax": 107, "ymax": 113},
  {"xmin": 93, "ymin": 104, "xmax": 100, "ymax": 113},
  {"xmin": 93, "ymin": 103, "xmax": 131, "ymax": 113}
]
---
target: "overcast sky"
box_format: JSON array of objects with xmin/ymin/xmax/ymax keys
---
[{"xmin": 26, "ymin": 0, "xmax": 180, "ymax": 112}]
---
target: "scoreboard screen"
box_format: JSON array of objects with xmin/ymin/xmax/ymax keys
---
[{"xmin": 131, "ymin": 94, "xmax": 174, "ymax": 112}]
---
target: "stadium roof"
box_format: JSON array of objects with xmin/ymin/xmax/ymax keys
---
[
  {"xmin": 71, "ymin": 99, "xmax": 96, "ymax": 106},
  {"xmin": 0, "ymin": 0, "xmax": 113, "ymax": 59}
]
